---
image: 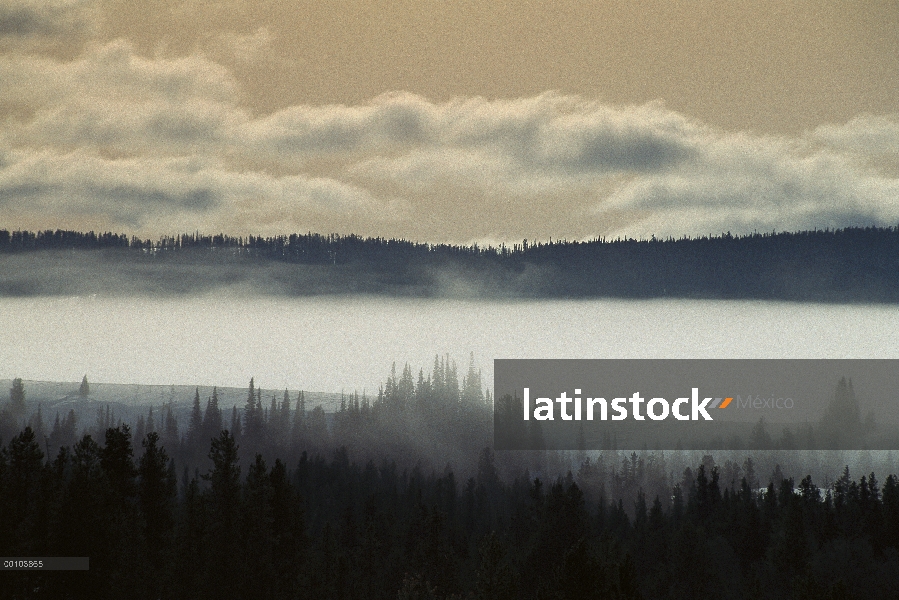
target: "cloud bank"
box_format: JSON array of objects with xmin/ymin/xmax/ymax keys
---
[{"xmin": 2, "ymin": 40, "xmax": 898, "ymax": 242}]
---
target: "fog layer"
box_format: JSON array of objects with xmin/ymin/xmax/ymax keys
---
[{"xmin": 1, "ymin": 296, "xmax": 895, "ymax": 392}]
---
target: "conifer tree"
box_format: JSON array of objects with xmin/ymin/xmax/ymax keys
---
[
  {"xmin": 187, "ymin": 388, "xmax": 203, "ymax": 447},
  {"xmin": 278, "ymin": 388, "xmax": 291, "ymax": 443},
  {"xmin": 138, "ymin": 431, "xmax": 176, "ymax": 599},
  {"xmin": 291, "ymin": 391, "xmax": 305, "ymax": 440},
  {"xmin": 134, "ymin": 415, "xmax": 146, "ymax": 451},
  {"xmin": 244, "ymin": 378, "xmax": 264, "ymax": 443},
  {"xmin": 146, "ymin": 406, "xmax": 156, "ymax": 434},
  {"xmin": 462, "ymin": 353, "xmax": 484, "ymax": 405},
  {"xmin": 8, "ymin": 378, "xmax": 25, "ymax": 418},
  {"xmin": 202, "ymin": 387, "xmax": 222, "ymax": 445},
  {"xmin": 269, "ymin": 393, "xmax": 278, "ymax": 430},
  {"xmin": 163, "ymin": 404, "xmax": 179, "ymax": 454},
  {"xmin": 204, "ymin": 430, "xmax": 242, "ymax": 597},
  {"xmin": 3, "ymin": 426, "xmax": 44, "ymax": 549},
  {"xmin": 231, "ymin": 405, "xmax": 242, "ymax": 442},
  {"xmin": 101, "ymin": 425, "xmax": 136, "ymax": 501},
  {"xmin": 28, "ymin": 403, "xmax": 44, "ymax": 446}
]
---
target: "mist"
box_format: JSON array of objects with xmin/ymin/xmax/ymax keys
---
[{"xmin": 1, "ymin": 294, "xmax": 896, "ymax": 392}]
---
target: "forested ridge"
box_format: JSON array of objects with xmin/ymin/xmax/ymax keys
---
[
  {"xmin": 2, "ymin": 363, "xmax": 899, "ymax": 599},
  {"xmin": 1, "ymin": 226, "xmax": 897, "ymax": 300}
]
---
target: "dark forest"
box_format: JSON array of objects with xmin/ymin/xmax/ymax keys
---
[
  {"xmin": 1, "ymin": 226, "xmax": 897, "ymax": 301},
  {"xmin": 2, "ymin": 361, "xmax": 899, "ymax": 599}
]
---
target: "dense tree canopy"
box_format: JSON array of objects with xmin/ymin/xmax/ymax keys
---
[{"xmin": 1, "ymin": 361, "xmax": 898, "ymax": 598}]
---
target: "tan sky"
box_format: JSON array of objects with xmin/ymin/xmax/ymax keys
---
[
  {"xmin": 1, "ymin": 0, "xmax": 898, "ymax": 242},
  {"xmin": 98, "ymin": 0, "xmax": 899, "ymax": 135}
]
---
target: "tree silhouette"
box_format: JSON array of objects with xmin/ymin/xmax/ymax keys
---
[
  {"xmin": 8, "ymin": 378, "xmax": 25, "ymax": 418},
  {"xmin": 204, "ymin": 430, "xmax": 242, "ymax": 598},
  {"xmin": 187, "ymin": 387, "xmax": 203, "ymax": 448},
  {"xmin": 138, "ymin": 431, "xmax": 176, "ymax": 598}
]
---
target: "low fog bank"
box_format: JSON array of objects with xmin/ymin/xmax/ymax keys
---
[
  {"xmin": 1, "ymin": 224, "xmax": 898, "ymax": 302},
  {"xmin": 0, "ymin": 249, "xmax": 538, "ymax": 299}
]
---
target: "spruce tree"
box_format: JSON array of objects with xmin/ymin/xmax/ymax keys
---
[
  {"xmin": 187, "ymin": 388, "xmax": 202, "ymax": 441},
  {"xmin": 204, "ymin": 430, "xmax": 242, "ymax": 598},
  {"xmin": 231, "ymin": 405, "xmax": 242, "ymax": 442},
  {"xmin": 291, "ymin": 391, "xmax": 305, "ymax": 440},
  {"xmin": 163, "ymin": 405, "xmax": 179, "ymax": 454},
  {"xmin": 9, "ymin": 378, "xmax": 25, "ymax": 417},
  {"xmin": 202, "ymin": 387, "xmax": 222, "ymax": 445},
  {"xmin": 138, "ymin": 431, "xmax": 176, "ymax": 597}
]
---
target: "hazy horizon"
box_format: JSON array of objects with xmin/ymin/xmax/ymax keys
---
[{"xmin": 2, "ymin": 295, "xmax": 896, "ymax": 393}]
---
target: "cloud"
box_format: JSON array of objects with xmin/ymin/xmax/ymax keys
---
[
  {"xmin": 0, "ymin": 0, "xmax": 97, "ymax": 49},
  {"xmin": 2, "ymin": 39, "xmax": 898, "ymax": 241},
  {"xmin": 244, "ymin": 93, "xmax": 696, "ymax": 175},
  {"xmin": 0, "ymin": 149, "xmax": 392, "ymax": 230},
  {"xmin": 598, "ymin": 131, "xmax": 899, "ymax": 238},
  {"xmin": 241, "ymin": 92, "xmax": 432, "ymax": 156},
  {"xmin": 812, "ymin": 115, "xmax": 899, "ymax": 161},
  {"xmin": 0, "ymin": 40, "xmax": 245, "ymax": 157}
]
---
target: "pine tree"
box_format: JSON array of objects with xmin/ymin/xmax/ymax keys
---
[
  {"xmin": 241, "ymin": 454, "xmax": 275, "ymax": 599},
  {"xmin": 204, "ymin": 430, "xmax": 242, "ymax": 598},
  {"xmin": 47, "ymin": 412, "xmax": 62, "ymax": 456},
  {"xmin": 269, "ymin": 393, "xmax": 278, "ymax": 431},
  {"xmin": 398, "ymin": 363, "xmax": 414, "ymax": 405},
  {"xmin": 99, "ymin": 426, "xmax": 142, "ymax": 591},
  {"xmin": 163, "ymin": 404, "xmax": 179, "ymax": 454},
  {"xmin": 28, "ymin": 403, "xmax": 44, "ymax": 447},
  {"xmin": 243, "ymin": 378, "xmax": 263, "ymax": 443},
  {"xmin": 134, "ymin": 415, "xmax": 146, "ymax": 451},
  {"xmin": 79, "ymin": 375, "xmax": 90, "ymax": 398},
  {"xmin": 2, "ymin": 427, "xmax": 45, "ymax": 551},
  {"xmin": 101, "ymin": 425, "xmax": 136, "ymax": 501},
  {"xmin": 9, "ymin": 378, "xmax": 25, "ymax": 417},
  {"xmin": 291, "ymin": 391, "xmax": 305, "ymax": 440},
  {"xmin": 416, "ymin": 368, "xmax": 430, "ymax": 405},
  {"xmin": 231, "ymin": 405, "xmax": 242, "ymax": 442},
  {"xmin": 278, "ymin": 389, "xmax": 291, "ymax": 444},
  {"xmin": 307, "ymin": 405, "xmax": 329, "ymax": 449},
  {"xmin": 138, "ymin": 431, "xmax": 176, "ymax": 597},
  {"xmin": 446, "ymin": 355, "xmax": 460, "ymax": 404},
  {"xmin": 187, "ymin": 388, "xmax": 203, "ymax": 447},
  {"xmin": 202, "ymin": 387, "xmax": 223, "ymax": 445},
  {"xmin": 269, "ymin": 457, "xmax": 305, "ymax": 598},
  {"xmin": 462, "ymin": 353, "xmax": 484, "ymax": 405}
]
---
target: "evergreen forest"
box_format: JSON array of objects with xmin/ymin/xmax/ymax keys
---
[
  {"xmin": 1, "ymin": 226, "xmax": 897, "ymax": 301},
  {"xmin": 1, "ymin": 360, "xmax": 899, "ymax": 599}
]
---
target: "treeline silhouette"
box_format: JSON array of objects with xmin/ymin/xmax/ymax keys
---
[
  {"xmin": 1, "ymin": 226, "xmax": 897, "ymax": 301},
  {"xmin": 3, "ymin": 362, "xmax": 899, "ymax": 598},
  {"xmin": 0, "ymin": 356, "xmax": 492, "ymax": 481}
]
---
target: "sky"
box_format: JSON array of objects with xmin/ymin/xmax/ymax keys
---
[{"xmin": 1, "ymin": 0, "xmax": 898, "ymax": 244}]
